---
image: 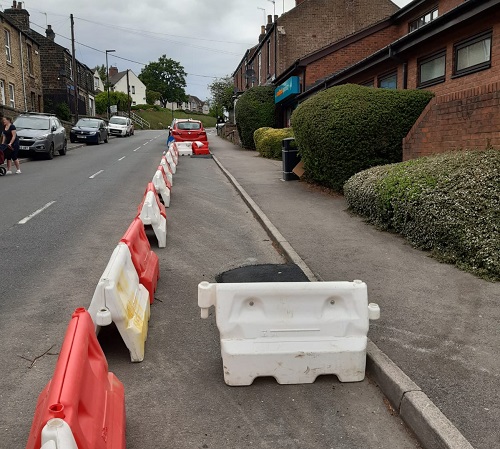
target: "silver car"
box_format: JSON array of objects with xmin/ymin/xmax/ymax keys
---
[{"xmin": 14, "ymin": 113, "xmax": 67, "ymax": 160}]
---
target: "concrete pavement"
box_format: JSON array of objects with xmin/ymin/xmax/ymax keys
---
[{"xmin": 208, "ymin": 131, "xmax": 499, "ymax": 449}]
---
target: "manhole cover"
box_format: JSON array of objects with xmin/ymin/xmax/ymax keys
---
[{"xmin": 216, "ymin": 263, "xmax": 309, "ymax": 283}]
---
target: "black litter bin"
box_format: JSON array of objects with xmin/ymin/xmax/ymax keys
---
[{"xmin": 282, "ymin": 137, "xmax": 301, "ymax": 181}]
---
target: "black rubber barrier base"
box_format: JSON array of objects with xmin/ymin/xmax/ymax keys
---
[{"xmin": 216, "ymin": 263, "xmax": 310, "ymax": 283}]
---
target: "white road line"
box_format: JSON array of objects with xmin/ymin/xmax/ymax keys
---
[
  {"xmin": 18, "ymin": 201, "xmax": 56, "ymax": 224},
  {"xmin": 143, "ymin": 142, "xmax": 149, "ymax": 146},
  {"xmin": 118, "ymin": 156, "xmax": 126, "ymax": 161},
  {"xmin": 133, "ymin": 147, "xmax": 141, "ymax": 152},
  {"xmin": 89, "ymin": 170, "xmax": 104, "ymax": 179}
]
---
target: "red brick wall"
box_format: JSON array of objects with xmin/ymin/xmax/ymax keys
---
[
  {"xmin": 304, "ymin": 27, "xmax": 399, "ymax": 87},
  {"xmin": 403, "ymin": 82, "xmax": 500, "ymax": 160}
]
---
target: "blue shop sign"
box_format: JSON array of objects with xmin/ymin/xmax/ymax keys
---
[{"xmin": 275, "ymin": 76, "xmax": 300, "ymax": 103}]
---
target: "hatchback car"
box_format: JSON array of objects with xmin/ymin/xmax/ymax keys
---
[
  {"xmin": 169, "ymin": 119, "xmax": 207, "ymax": 143},
  {"xmin": 108, "ymin": 116, "xmax": 134, "ymax": 137},
  {"xmin": 70, "ymin": 118, "xmax": 108, "ymax": 145},
  {"xmin": 14, "ymin": 113, "xmax": 67, "ymax": 159}
]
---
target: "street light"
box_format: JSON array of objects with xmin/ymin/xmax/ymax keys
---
[
  {"xmin": 105, "ymin": 49, "xmax": 115, "ymax": 119},
  {"xmin": 257, "ymin": 6, "xmax": 266, "ymax": 24},
  {"xmin": 267, "ymin": 0, "xmax": 275, "ymax": 17}
]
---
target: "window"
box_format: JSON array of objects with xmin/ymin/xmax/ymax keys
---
[
  {"xmin": 360, "ymin": 79, "xmax": 374, "ymax": 88},
  {"xmin": 454, "ymin": 31, "xmax": 492, "ymax": 77},
  {"xmin": 8, "ymin": 83, "xmax": 15, "ymax": 108},
  {"xmin": 27, "ymin": 43, "xmax": 33, "ymax": 74},
  {"xmin": 5, "ymin": 29, "xmax": 12, "ymax": 62},
  {"xmin": 267, "ymin": 40, "xmax": 271, "ymax": 75},
  {"xmin": 68, "ymin": 60, "xmax": 73, "ymax": 80},
  {"xmin": 258, "ymin": 52, "xmax": 262, "ymax": 85},
  {"xmin": 131, "ymin": 85, "xmax": 135, "ymax": 94},
  {"xmin": 409, "ymin": 8, "xmax": 438, "ymax": 32},
  {"xmin": 418, "ymin": 50, "xmax": 446, "ymax": 87},
  {"xmin": 30, "ymin": 92, "xmax": 36, "ymax": 111},
  {"xmin": 0, "ymin": 80, "xmax": 5, "ymax": 105},
  {"xmin": 378, "ymin": 72, "xmax": 397, "ymax": 89}
]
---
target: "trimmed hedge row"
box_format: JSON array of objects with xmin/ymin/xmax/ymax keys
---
[
  {"xmin": 344, "ymin": 149, "xmax": 500, "ymax": 280},
  {"xmin": 235, "ymin": 86, "xmax": 276, "ymax": 149},
  {"xmin": 254, "ymin": 127, "xmax": 294, "ymax": 159},
  {"xmin": 290, "ymin": 84, "xmax": 434, "ymax": 191}
]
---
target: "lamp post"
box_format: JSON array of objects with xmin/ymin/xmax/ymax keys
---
[{"xmin": 105, "ymin": 49, "xmax": 115, "ymax": 119}]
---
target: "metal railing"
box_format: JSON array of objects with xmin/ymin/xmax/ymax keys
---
[{"xmin": 118, "ymin": 110, "xmax": 151, "ymax": 129}]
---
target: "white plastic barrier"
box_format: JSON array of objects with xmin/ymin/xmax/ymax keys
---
[
  {"xmin": 138, "ymin": 190, "xmax": 167, "ymax": 248},
  {"xmin": 175, "ymin": 142, "xmax": 193, "ymax": 157},
  {"xmin": 167, "ymin": 143, "xmax": 179, "ymax": 164},
  {"xmin": 40, "ymin": 419, "xmax": 78, "ymax": 449},
  {"xmin": 160, "ymin": 156, "xmax": 174, "ymax": 186},
  {"xmin": 165, "ymin": 151, "xmax": 177, "ymax": 174},
  {"xmin": 152, "ymin": 168, "xmax": 171, "ymax": 207},
  {"xmin": 198, "ymin": 280, "xmax": 380, "ymax": 386},
  {"xmin": 88, "ymin": 243, "xmax": 151, "ymax": 362}
]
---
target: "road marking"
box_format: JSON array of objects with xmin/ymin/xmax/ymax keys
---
[
  {"xmin": 18, "ymin": 201, "xmax": 56, "ymax": 224},
  {"xmin": 133, "ymin": 147, "xmax": 141, "ymax": 152},
  {"xmin": 118, "ymin": 156, "xmax": 126, "ymax": 161},
  {"xmin": 89, "ymin": 170, "xmax": 104, "ymax": 179},
  {"xmin": 143, "ymin": 142, "xmax": 149, "ymax": 146}
]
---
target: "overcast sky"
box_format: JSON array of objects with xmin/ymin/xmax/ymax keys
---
[{"xmin": 9, "ymin": 0, "xmax": 412, "ymax": 101}]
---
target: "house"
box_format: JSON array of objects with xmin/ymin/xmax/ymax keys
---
[
  {"xmin": 108, "ymin": 66, "xmax": 146, "ymax": 106},
  {"xmin": 0, "ymin": 8, "xmax": 43, "ymax": 115},
  {"xmin": 164, "ymin": 95, "xmax": 208, "ymax": 114},
  {"xmin": 271, "ymin": 0, "xmax": 500, "ymax": 159},
  {"xmin": 3, "ymin": 1, "xmax": 95, "ymax": 117},
  {"xmin": 93, "ymin": 70, "xmax": 105, "ymax": 94}
]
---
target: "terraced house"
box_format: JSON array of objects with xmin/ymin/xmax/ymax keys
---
[
  {"xmin": 0, "ymin": 9, "xmax": 43, "ymax": 115},
  {"xmin": 235, "ymin": 0, "xmax": 500, "ymax": 160}
]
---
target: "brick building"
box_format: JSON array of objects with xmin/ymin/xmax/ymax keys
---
[
  {"xmin": 3, "ymin": 1, "xmax": 95, "ymax": 117},
  {"xmin": 0, "ymin": 10, "xmax": 43, "ymax": 115}
]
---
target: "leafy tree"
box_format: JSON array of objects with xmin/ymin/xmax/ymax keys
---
[
  {"xmin": 209, "ymin": 76, "xmax": 234, "ymax": 115},
  {"xmin": 95, "ymin": 91, "xmax": 131, "ymax": 115},
  {"xmin": 94, "ymin": 64, "xmax": 106, "ymax": 82},
  {"xmin": 139, "ymin": 55, "xmax": 187, "ymax": 108},
  {"xmin": 146, "ymin": 90, "xmax": 161, "ymax": 105}
]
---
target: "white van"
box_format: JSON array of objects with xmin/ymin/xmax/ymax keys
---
[{"xmin": 108, "ymin": 116, "xmax": 134, "ymax": 137}]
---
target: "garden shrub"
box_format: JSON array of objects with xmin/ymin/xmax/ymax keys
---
[
  {"xmin": 254, "ymin": 127, "xmax": 294, "ymax": 159},
  {"xmin": 344, "ymin": 149, "xmax": 500, "ymax": 280},
  {"xmin": 235, "ymin": 86, "xmax": 276, "ymax": 149},
  {"xmin": 290, "ymin": 84, "xmax": 434, "ymax": 191}
]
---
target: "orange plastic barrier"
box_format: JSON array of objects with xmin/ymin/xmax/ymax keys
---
[
  {"xmin": 158, "ymin": 164, "xmax": 173, "ymax": 191},
  {"xmin": 138, "ymin": 182, "xmax": 166, "ymax": 220},
  {"xmin": 120, "ymin": 217, "xmax": 160, "ymax": 304},
  {"xmin": 192, "ymin": 141, "xmax": 210, "ymax": 155},
  {"xmin": 25, "ymin": 308, "xmax": 125, "ymax": 449}
]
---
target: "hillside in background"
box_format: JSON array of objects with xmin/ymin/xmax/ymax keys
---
[{"xmin": 133, "ymin": 109, "xmax": 216, "ymax": 130}]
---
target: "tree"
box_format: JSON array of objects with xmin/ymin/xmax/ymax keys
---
[
  {"xmin": 146, "ymin": 90, "xmax": 161, "ymax": 105},
  {"xmin": 209, "ymin": 76, "xmax": 234, "ymax": 116},
  {"xmin": 94, "ymin": 64, "xmax": 106, "ymax": 82},
  {"xmin": 95, "ymin": 91, "xmax": 131, "ymax": 115},
  {"xmin": 139, "ymin": 55, "xmax": 187, "ymax": 108}
]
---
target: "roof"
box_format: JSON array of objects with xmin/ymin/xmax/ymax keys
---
[
  {"xmin": 0, "ymin": 11, "xmax": 42, "ymax": 45},
  {"xmin": 109, "ymin": 71, "xmax": 128, "ymax": 85}
]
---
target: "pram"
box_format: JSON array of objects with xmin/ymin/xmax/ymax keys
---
[{"xmin": 0, "ymin": 143, "xmax": 12, "ymax": 176}]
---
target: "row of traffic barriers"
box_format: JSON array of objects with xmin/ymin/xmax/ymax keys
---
[{"xmin": 25, "ymin": 141, "xmax": 180, "ymax": 449}]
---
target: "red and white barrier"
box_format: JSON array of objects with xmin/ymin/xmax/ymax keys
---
[
  {"xmin": 160, "ymin": 156, "xmax": 174, "ymax": 186},
  {"xmin": 198, "ymin": 280, "xmax": 380, "ymax": 385},
  {"xmin": 25, "ymin": 308, "xmax": 126, "ymax": 449},
  {"xmin": 120, "ymin": 217, "xmax": 160, "ymax": 303},
  {"xmin": 152, "ymin": 165, "xmax": 172, "ymax": 207},
  {"xmin": 174, "ymin": 142, "xmax": 193, "ymax": 157},
  {"xmin": 88, "ymin": 244, "xmax": 150, "ymax": 362},
  {"xmin": 165, "ymin": 151, "xmax": 177, "ymax": 172},
  {"xmin": 192, "ymin": 141, "xmax": 210, "ymax": 156},
  {"xmin": 138, "ymin": 182, "xmax": 167, "ymax": 248}
]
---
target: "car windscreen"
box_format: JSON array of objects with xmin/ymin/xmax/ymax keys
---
[
  {"xmin": 177, "ymin": 122, "xmax": 201, "ymax": 130},
  {"xmin": 109, "ymin": 117, "xmax": 127, "ymax": 125},
  {"xmin": 76, "ymin": 119, "xmax": 100, "ymax": 128},
  {"xmin": 14, "ymin": 117, "xmax": 50, "ymax": 130}
]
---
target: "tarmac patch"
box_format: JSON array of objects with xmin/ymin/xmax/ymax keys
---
[{"xmin": 216, "ymin": 263, "xmax": 309, "ymax": 283}]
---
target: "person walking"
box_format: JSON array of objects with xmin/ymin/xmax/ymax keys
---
[{"xmin": 1, "ymin": 116, "xmax": 21, "ymax": 174}]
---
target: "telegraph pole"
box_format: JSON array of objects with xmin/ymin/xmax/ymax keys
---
[
  {"xmin": 126, "ymin": 69, "xmax": 131, "ymax": 118},
  {"xmin": 70, "ymin": 14, "xmax": 79, "ymax": 122}
]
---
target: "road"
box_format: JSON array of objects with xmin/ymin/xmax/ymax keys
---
[{"xmin": 0, "ymin": 131, "xmax": 420, "ymax": 448}]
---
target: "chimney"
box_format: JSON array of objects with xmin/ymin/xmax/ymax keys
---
[
  {"xmin": 45, "ymin": 24, "xmax": 55, "ymax": 41},
  {"xmin": 266, "ymin": 14, "xmax": 273, "ymax": 32},
  {"xmin": 274, "ymin": 15, "xmax": 278, "ymax": 22},
  {"xmin": 109, "ymin": 66, "xmax": 119, "ymax": 78},
  {"xmin": 259, "ymin": 25, "xmax": 266, "ymax": 43},
  {"xmin": 3, "ymin": 1, "xmax": 30, "ymax": 30}
]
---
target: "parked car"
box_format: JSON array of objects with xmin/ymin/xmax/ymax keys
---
[
  {"xmin": 70, "ymin": 118, "xmax": 108, "ymax": 145},
  {"xmin": 108, "ymin": 116, "xmax": 134, "ymax": 137},
  {"xmin": 168, "ymin": 119, "xmax": 207, "ymax": 142},
  {"xmin": 14, "ymin": 113, "xmax": 67, "ymax": 159}
]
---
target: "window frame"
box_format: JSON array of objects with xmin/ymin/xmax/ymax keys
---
[
  {"xmin": 418, "ymin": 49, "xmax": 446, "ymax": 88},
  {"xmin": 27, "ymin": 43, "xmax": 34, "ymax": 75},
  {"xmin": 5, "ymin": 29, "xmax": 12, "ymax": 63},
  {"xmin": 378, "ymin": 70, "xmax": 398, "ymax": 89},
  {"xmin": 0, "ymin": 80, "xmax": 5, "ymax": 105},
  {"xmin": 267, "ymin": 40, "xmax": 271, "ymax": 76},
  {"xmin": 409, "ymin": 7, "xmax": 438, "ymax": 33},
  {"xmin": 8, "ymin": 83, "xmax": 15, "ymax": 108},
  {"xmin": 258, "ymin": 51, "xmax": 262, "ymax": 85},
  {"xmin": 453, "ymin": 30, "xmax": 492, "ymax": 78}
]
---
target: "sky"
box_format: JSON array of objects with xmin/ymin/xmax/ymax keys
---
[{"xmin": 6, "ymin": 0, "xmax": 412, "ymax": 102}]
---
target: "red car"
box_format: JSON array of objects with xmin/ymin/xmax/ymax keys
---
[{"xmin": 169, "ymin": 119, "xmax": 207, "ymax": 143}]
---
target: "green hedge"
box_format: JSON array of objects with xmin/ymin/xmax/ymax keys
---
[
  {"xmin": 254, "ymin": 127, "xmax": 294, "ymax": 159},
  {"xmin": 344, "ymin": 149, "xmax": 500, "ymax": 280},
  {"xmin": 235, "ymin": 86, "xmax": 276, "ymax": 149},
  {"xmin": 290, "ymin": 84, "xmax": 434, "ymax": 191}
]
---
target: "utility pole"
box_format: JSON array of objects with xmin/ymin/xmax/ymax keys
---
[
  {"xmin": 70, "ymin": 14, "xmax": 79, "ymax": 122},
  {"xmin": 105, "ymin": 49, "xmax": 115, "ymax": 119},
  {"xmin": 126, "ymin": 69, "xmax": 131, "ymax": 118}
]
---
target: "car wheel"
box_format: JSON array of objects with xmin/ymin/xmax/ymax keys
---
[
  {"xmin": 46, "ymin": 143, "xmax": 55, "ymax": 160},
  {"xmin": 59, "ymin": 139, "xmax": 67, "ymax": 156},
  {"xmin": 96, "ymin": 135, "xmax": 101, "ymax": 145},
  {"xmin": 70, "ymin": 137, "xmax": 76, "ymax": 143},
  {"xmin": 104, "ymin": 134, "xmax": 108, "ymax": 143}
]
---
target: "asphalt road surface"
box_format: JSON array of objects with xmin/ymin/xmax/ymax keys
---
[{"xmin": 0, "ymin": 131, "xmax": 419, "ymax": 448}]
